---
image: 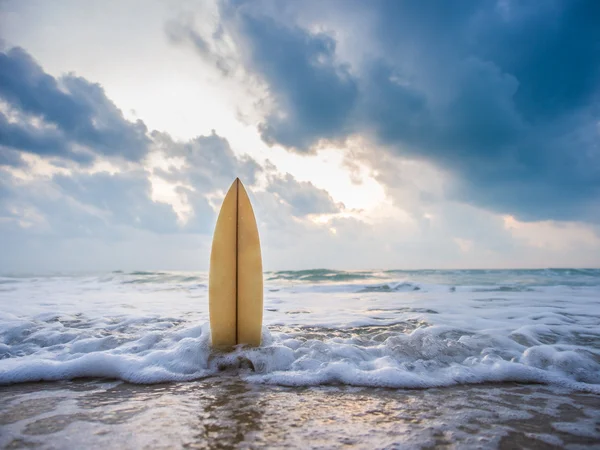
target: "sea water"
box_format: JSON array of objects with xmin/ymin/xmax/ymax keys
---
[{"xmin": 1, "ymin": 269, "xmax": 599, "ymax": 447}]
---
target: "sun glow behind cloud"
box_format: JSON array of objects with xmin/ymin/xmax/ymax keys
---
[{"xmin": 260, "ymin": 146, "xmax": 387, "ymax": 212}]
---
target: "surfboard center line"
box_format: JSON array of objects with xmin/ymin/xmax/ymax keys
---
[{"xmin": 235, "ymin": 177, "xmax": 239, "ymax": 345}]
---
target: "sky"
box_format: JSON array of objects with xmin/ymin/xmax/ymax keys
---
[{"xmin": 0, "ymin": 0, "xmax": 599, "ymax": 272}]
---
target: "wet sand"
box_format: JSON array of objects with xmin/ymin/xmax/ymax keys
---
[{"xmin": 1, "ymin": 378, "xmax": 599, "ymax": 449}]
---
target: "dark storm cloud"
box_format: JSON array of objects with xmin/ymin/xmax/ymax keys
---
[
  {"xmin": 236, "ymin": 15, "xmax": 358, "ymax": 150},
  {"xmin": 0, "ymin": 47, "xmax": 150, "ymax": 165},
  {"xmin": 184, "ymin": 0, "xmax": 600, "ymax": 223}
]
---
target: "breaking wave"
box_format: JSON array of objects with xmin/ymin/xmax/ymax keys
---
[{"xmin": 1, "ymin": 269, "xmax": 599, "ymax": 392}]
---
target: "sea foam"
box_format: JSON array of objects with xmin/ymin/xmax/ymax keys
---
[{"xmin": 0, "ymin": 270, "xmax": 599, "ymax": 392}]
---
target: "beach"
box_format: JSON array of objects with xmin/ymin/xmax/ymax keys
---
[{"xmin": 1, "ymin": 269, "xmax": 599, "ymax": 448}]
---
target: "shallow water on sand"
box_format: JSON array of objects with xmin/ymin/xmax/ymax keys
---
[{"xmin": 1, "ymin": 378, "xmax": 599, "ymax": 449}]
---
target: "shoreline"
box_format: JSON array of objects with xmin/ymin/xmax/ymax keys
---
[{"xmin": 2, "ymin": 378, "xmax": 599, "ymax": 449}]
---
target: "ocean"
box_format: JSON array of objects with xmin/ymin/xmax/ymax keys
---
[{"xmin": 1, "ymin": 269, "xmax": 599, "ymax": 448}]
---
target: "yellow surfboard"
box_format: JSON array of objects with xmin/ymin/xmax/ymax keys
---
[{"xmin": 209, "ymin": 178, "xmax": 263, "ymax": 349}]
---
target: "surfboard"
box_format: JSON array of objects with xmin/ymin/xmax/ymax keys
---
[{"xmin": 209, "ymin": 178, "xmax": 263, "ymax": 349}]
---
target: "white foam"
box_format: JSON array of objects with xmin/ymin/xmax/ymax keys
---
[
  {"xmin": 0, "ymin": 272, "xmax": 599, "ymax": 392},
  {"xmin": 551, "ymin": 420, "xmax": 600, "ymax": 438}
]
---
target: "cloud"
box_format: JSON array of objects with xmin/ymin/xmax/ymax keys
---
[
  {"xmin": 165, "ymin": 18, "xmax": 237, "ymax": 76},
  {"xmin": 265, "ymin": 172, "xmax": 343, "ymax": 216},
  {"xmin": 0, "ymin": 168, "xmax": 180, "ymax": 237},
  {"xmin": 0, "ymin": 125, "xmax": 270, "ymax": 242},
  {"xmin": 0, "ymin": 47, "xmax": 150, "ymax": 165},
  {"xmin": 236, "ymin": 14, "xmax": 358, "ymax": 150},
  {"xmin": 2, "ymin": 6, "xmax": 599, "ymax": 272},
  {"xmin": 0, "ymin": 146, "xmax": 24, "ymax": 166},
  {"xmin": 0, "ymin": 44, "xmax": 267, "ymax": 261},
  {"xmin": 179, "ymin": 0, "xmax": 600, "ymax": 224},
  {"xmin": 152, "ymin": 130, "xmax": 261, "ymax": 190},
  {"xmin": 149, "ymin": 129, "xmax": 263, "ymax": 232},
  {"xmin": 53, "ymin": 171, "xmax": 181, "ymax": 234},
  {"xmin": 169, "ymin": 4, "xmax": 358, "ymax": 151}
]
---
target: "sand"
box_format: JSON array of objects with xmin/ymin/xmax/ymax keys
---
[{"xmin": 1, "ymin": 378, "xmax": 599, "ymax": 449}]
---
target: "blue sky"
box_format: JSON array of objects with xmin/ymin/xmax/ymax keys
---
[{"xmin": 1, "ymin": 0, "xmax": 599, "ymax": 272}]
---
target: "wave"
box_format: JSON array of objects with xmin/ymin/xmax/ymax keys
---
[
  {"xmin": 120, "ymin": 276, "xmax": 205, "ymax": 285},
  {"xmin": 472, "ymin": 286, "xmax": 535, "ymax": 293},
  {"xmin": 127, "ymin": 271, "xmax": 169, "ymax": 276},
  {"xmin": 1, "ymin": 317, "xmax": 599, "ymax": 393},
  {"xmin": 115, "ymin": 272, "xmax": 206, "ymax": 286},
  {"xmin": 358, "ymin": 282, "xmax": 421, "ymax": 293},
  {"xmin": 383, "ymin": 268, "xmax": 600, "ymax": 276},
  {"xmin": 266, "ymin": 269, "xmax": 379, "ymax": 283},
  {"xmin": 264, "ymin": 268, "xmax": 600, "ymax": 288},
  {"xmin": 1, "ymin": 268, "xmax": 599, "ymax": 392},
  {"xmin": 2, "ymin": 268, "xmax": 600, "ymax": 288}
]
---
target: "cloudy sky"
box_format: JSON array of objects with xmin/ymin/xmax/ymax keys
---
[{"xmin": 1, "ymin": 0, "xmax": 599, "ymax": 272}]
